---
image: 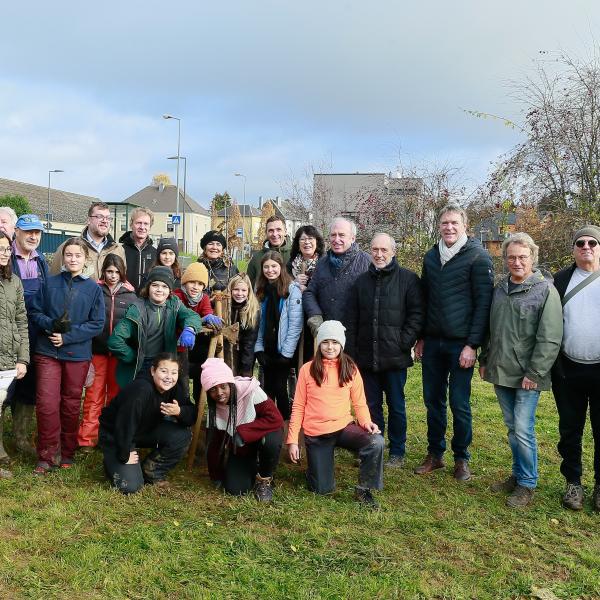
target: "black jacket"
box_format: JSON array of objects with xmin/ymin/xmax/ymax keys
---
[
  {"xmin": 552, "ymin": 263, "xmax": 576, "ymax": 299},
  {"xmin": 421, "ymin": 237, "xmax": 493, "ymax": 348},
  {"xmin": 92, "ymin": 282, "xmax": 137, "ymax": 355},
  {"xmin": 119, "ymin": 232, "xmax": 157, "ymax": 293},
  {"xmin": 197, "ymin": 257, "xmax": 239, "ymax": 293},
  {"xmin": 226, "ymin": 301, "xmax": 260, "ymax": 377},
  {"xmin": 346, "ymin": 258, "xmax": 424, "ymax": 372}
]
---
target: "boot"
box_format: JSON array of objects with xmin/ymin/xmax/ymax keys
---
[
  {"xmin": 12, "ymin": 403, "xmax": 37, "ymax": 458},
  {"xmin": 0, "ymin": 391, "xmax": 9, "ymax": 462},
  {"xmin": 254, "ymin": 474, "xmax": 274, "ymax": 503}
]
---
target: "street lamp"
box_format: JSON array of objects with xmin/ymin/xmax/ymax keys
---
[
  {"xmin": 162, "ymin": 114, "xmax": 181, "ymax": 245},
  {"xmin": 47, "ymin": 169, "xmax": 64, "ymax": 230},
  {"xmin": 234, "ymin": 173, "xmax": 247, "ymax": 260},
  {"xmin": 168, "ymin": 155, "xmax": 186, "ymax": 252}
]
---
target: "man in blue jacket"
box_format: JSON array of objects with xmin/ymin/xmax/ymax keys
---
[{"xmin": 414, "ymin": 203, "xmax": 493, "ymax": 481}]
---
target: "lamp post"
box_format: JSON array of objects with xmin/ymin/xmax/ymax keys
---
[
  {"xmin": 234, "ymin": 173, "xmax": 247, "ymax": 259},
  {"xmin": 168, "ymin": 155, "xmax": 186, "ymax": 252},
  {"xmin": 47, "ymin": 169, "xmax": 64, "ymax": 230},
  {"xmin": 162, "ymin": 114, "xmax": 181, "ymax": 246}
]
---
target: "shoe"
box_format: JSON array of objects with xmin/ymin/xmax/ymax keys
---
[
  {"xmin": 592, "ymin": 484, "xmax": 600, "ymax": 512},
  {"xmin": 33, "ymin": 461, "xmax": 54, "ymax": 476},
  {"xmin": 414, "ymin": 454, "xmax": 445, "ymax": 475},
  {"xmin": 385, "ymin": 455, "xmax": 405, "ymax": 468},
  {"xmin": 453, "ymin": 459, "xmax": 472, "ymax": 482},
  {"xmin": 60, "ymin": 459, "xmax": 74, "ymax": 469},
  {"xmin": 254, "ymin": 474, "xmax": 274, "ymax": 503},
  {"xmin": 153, "ymin": 480, "xmax": 171, "ymax": 491},
  {"xmin": 562, "ymin": 483, "xmax": 584, "ymax": 511},
  {"xmin": 78, "ymin": 446, "xmax": 95, "ymax": 454},
  {"xmin": 506, "ymin": 485, "xmax": 535, "ymax": 508},
  {"xmin": 354, "ymin": 486, "xmax": 380, "ymax": 510},
  {"xmin": 491, "ymin": 475, "xmax": 517, "ymax": 493}
]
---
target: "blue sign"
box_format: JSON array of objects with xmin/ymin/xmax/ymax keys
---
[
  {"xmin": 171, "ymin": 215, "xmax": 181, "ymax": 225},
  {"xmin": 236, "ymin": 227, "xmax": 243, "ymax": 237}
]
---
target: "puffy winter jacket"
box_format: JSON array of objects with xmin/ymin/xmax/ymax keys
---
[
  {"xmin": 119, "ymin": 232, "xmax": 157, "ymax": 293},
  {"xmin": 0, "ymin": 275, "xmax": 29, "ymax": 369}
]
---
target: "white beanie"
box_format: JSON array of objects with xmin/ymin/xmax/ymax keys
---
[{"xmin": 316, "ymin": 320, "xmax": 346, "ymax": 349}]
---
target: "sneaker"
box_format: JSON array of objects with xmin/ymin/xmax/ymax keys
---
[
  {"xmin": 153, "ymin": 480, "xmax": 171, "ymax": 491},
  {"xmin": 491, "ymin": 475, "xmax": 517, "ymax": 493},
  {"xmin": 354, "ymin": 486, "xmax": 380, "ymax": 510},
  {"xmin": 506, "ymin": 485, "xmax": 535, "ymax": 508},
  {"xmin": 385, "ymin": 455, "xmax": 405, "ymax": 468},
  {"xmin": 33, "ymin": 461, "xmax": 54, "ymax": 476},
  {"xmin": 414, "ymin": 454, "xmax": 445, "ymax": 475},
  {"xmin": 60, "ymin": 459, "xmax": 74, "ymax": 469},
  {"xmin": 453, "ymin": 459, "xmax": 472, "ymax": 482},
  {"xmin": 562, "ymin": 483, "xmax": 584, "ymax": 511},
  {"xmin": 592, "ymin": 484, "xmax": 600, "ymax": 512},
  {"xmin": 254, "ymin": 475, "xmax": 274, "ymax": 503}
]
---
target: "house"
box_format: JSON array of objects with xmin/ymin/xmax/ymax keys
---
[
  {"xmin": 472, "ymin": 213, "xmax": 517, "ymax": 257},
  {"xmin": 215, "ymin": 204, "xmax": 262, "ymax": 256},
  {"xmin": 258, "ymin": 196, "xmax": 307, "ymax": 239}
]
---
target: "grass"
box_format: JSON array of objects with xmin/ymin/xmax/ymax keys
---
[{"xmin": 1, "ymin": 366, "xmax": 599, "ymax": 599}]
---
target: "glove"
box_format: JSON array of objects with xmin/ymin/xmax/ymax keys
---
[
  {"xmin": 177, "ymin": 327, "xmax": 196, "ymax": 349},
  {"xmin": 202, "ymin": 314, "xmax": 223, "ymax": 330},
  {"xmin": 307, "ymin": 315, "xmax": 323, "ymax": 337}
]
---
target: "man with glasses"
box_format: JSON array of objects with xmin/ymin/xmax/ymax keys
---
[
  {"xmin": 51, "ymin": 202, "xmax": 126, "ymax": 279},
  {"xmin": 552, "ymin": 225, "xmax": 600, "ymax": 511}
]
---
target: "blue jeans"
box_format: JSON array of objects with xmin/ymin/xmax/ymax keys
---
[
  {"xmin": 494, "ymin": 385, "xmax": 540, "ymax": 489},
  {"xmin": 361, "ymin": 368, "xmax": 407, "ymax": 457},
  {"xmin": 422, "ymin": 337, "xmax": 474, "ymax": 461}
]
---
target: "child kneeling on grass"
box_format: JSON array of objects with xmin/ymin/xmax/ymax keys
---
[
  {"xmin": 201, "ymin": 358, "xmax": 284, "ymax": 502},
  {"xmin": 287, "ymin": 320, "xmax": 384, "ymax": 509}
]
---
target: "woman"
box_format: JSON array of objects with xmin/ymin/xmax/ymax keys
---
[
  {"xmin": 197, "ymin": 230, "xmax": 238, "ymax": 293},
  {"xmin": 99, "ymin": 353, "xmax": 195, "ymax": 494},
  {"xmin": 479, "ymin": 232, "xmax": 563, "ymax": 507},
  {"xmin": 142, "ymin": 237, "xmax": 182, "ymax": 289},
  {"xmin": 78, "ymin": 254, "xmax": 137, "ymax": 450},
  {"xmin": 0, "ymin": 232, "xmax": 29, "ymax": 476},
  {"xmin": 30, "ymin": 238, "xmax": 105, "ymax": 474}
]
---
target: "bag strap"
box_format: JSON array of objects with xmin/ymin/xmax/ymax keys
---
[{"xmin": 562, "ymin": 269, "xmax": 600, "ymax": 306}]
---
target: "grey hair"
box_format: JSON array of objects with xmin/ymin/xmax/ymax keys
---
[
  {"xmin": 371, "ymin": 232, "xmax": 396, "ymax": 252},
  {"xmin": 438, "ymin": 202, "xmax": 467, "ymax": 226},
  {"xmin": 502, "ymin": 232, "xmax": 539, "ymax": 267},
  {"xmin": 0, "ymin": 206, "xmax": 17, "ymax": 225},
  {"xmin": 330, "ymin": 216, "xmax": 357, "ymax": 237},
  {"xmin": 129, "ymin": 206, "xmax": 155, "ymax": 227}
]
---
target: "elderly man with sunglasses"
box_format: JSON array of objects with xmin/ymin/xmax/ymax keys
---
[{"xmin": 552, "ymin": 225, "xmax": 600, "ymax": 512}]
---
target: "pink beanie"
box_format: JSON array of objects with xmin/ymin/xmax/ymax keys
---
[{"xmin": 201, "ymin": 358, "xmax": 235, "ymax": 391}]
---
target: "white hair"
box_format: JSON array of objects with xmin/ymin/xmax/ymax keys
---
[
  {"xmin": 0, "ymin": 206, "xmax": 17, "ymax": 225},
  {"xmin": 330, "ymin": 216, "xmax": 357, "ymax": 237},
  {"xmin": 371, "ymin": 232, "xmax": 396, "ymax": 252}
]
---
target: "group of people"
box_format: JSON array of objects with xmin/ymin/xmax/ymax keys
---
[{"xmin": 0, "ymin": 200, "xmax": 599, "ymax": 512}]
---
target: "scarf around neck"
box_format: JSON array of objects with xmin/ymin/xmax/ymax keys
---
[{"xmin": 439, "ymin": 234, "xmax": 468, "ymax": 266}]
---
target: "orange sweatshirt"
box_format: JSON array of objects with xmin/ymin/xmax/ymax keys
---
[{"xmin": 286, "ymin": 358, "xmax": 372, "ymax": 444}]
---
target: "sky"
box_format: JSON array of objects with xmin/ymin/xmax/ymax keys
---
[{"xmin": 1, "ymin": 1, "xmax": 599, "ymax": 210}]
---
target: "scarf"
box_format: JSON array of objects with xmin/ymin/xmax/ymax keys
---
[
  {"xmin": 328, "ymin": 242, "xmax": 359, "ymax": 273},
  {"xmin": 182, "ymin": 287, "xmax": 203, "ymax": 308},
  {"xmin": 438, "ymin": 234, "xmax": 468, "ymax": 266},
  {"xmin": 291, "ymin": 254, "xmax": 319, "ymax": 279},
  {"xmin": 214, "ymin": 377, "xmax": 267, "ymax": 436}
]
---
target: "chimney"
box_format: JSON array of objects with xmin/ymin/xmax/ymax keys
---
[
  {"xmin": 159, "ymin": 182, "xmax": 165, "ymax": 193},
  {"xmin": 258, "ymin": 196, "xmax": 263, "ymax": 208}
]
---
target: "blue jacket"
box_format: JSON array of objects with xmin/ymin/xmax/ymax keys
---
[
  {"xmin": 255, "ymin": 282, "xmax": 303, "ymax": 358},
  {"xmin": 29, "ymin": 271, "xmax": 105, "ymax": 362}
]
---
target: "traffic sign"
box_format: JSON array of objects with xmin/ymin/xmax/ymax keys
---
[
  {"xmin": 236, "ymin": 227, "xmax": 243, "ymax": 237},
  {"xmin": 171, "ymin": 215, "xmax": 181, "ymax": 225}
]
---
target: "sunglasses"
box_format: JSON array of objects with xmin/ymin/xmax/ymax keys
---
[{"xmin": 575, "ymin": 239, "xmax": 598, "ymax": 248}]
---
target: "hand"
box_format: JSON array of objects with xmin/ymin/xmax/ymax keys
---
[
  {"xmin": 362, "ymin": 422, "xmax": 381, "ymax": 434},
  {"xmin": 479, "ymin": 366, "xmax": 486, "ymax": 379},
  {"xmin": 15, "ymin": 363, "xmax": 27, "ymax": 379},
  {"xmin": 414, "ymin": 339, "xmax": 424, "ymax": 360},
  {"xmin": 177, "ymin": 327, "xmax": 196, "ymax": 349},
  {"xmin": 288, "ymin": 443, "xmax": 301, "ymax": 463},
  {"xmin": 160, "ymin": 400, "xmax": 181, "ymax": 417},
  {"xmin": 295, "ymin": 274, "xmax": 308, "ymax": 287},
  {"xmin": 48, "ymin": 333, "xmax": 63, "ymax": 347},
  {"xmin": 459, "ymin": 345, "xmax": 476, "ymax": 369},
  {"xmin": 126, "ymin": 451, "xmax": 139, "ymax": 464},
  {"xmin": 307, "ymin": 315, "xmax": 323, "ymax": 337},
  {"xmin": 203, "ymin": 314, "xmax": 223, "ymax": 330},
  {"xmin": 521, "ymin": 376, "xmax": 538, "ymax": 391}
]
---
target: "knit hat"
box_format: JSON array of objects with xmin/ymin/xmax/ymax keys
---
[
  {"xmin": 201, "ymin": 358, "xmax": 235, "ymax": 391},
  {"xmin": 573, "ymin": 225, "xmax": 600, "ymax": 245},
  {"xmin": 146, "ymin": 266, "xmax": 174, "ymax": 290},
  {"xmin": 316, "ymin": 320, "xmax": 346, "ymax": 349},
  {"xmin": 201, "ymin": 230, "xmax": 227, "ymax": 250},
  {"xmin": 157, "ymin": 237, "xmax": 179, "ymax": 256},
  {"xmin": 181, "ymin": 262, "xmax": 208, "ymax": 286}
]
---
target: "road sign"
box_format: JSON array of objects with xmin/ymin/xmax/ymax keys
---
[
  {"xmin": 171, "ymin": 215, "xmax": 181, "ymax": 225},
  {"xmin": 236, "ymin": 227, "xmax": 243, "ymax": 237}
]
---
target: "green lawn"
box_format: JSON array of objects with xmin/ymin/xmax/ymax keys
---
[{"xmin": 0, "ymin": 367, "xmax": 598, "ymax": 599}]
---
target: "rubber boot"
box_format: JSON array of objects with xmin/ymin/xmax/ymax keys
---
[{"xmin": 13, "ymin": 403, "xmax": 37, "ymax": 458}]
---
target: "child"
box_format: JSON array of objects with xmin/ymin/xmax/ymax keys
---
[
  {"xmin": 287, "ymin": 320, "xmax": 384, "ymax": 509},
  {"xmin": 142, "ymin": 237, "xmax": 182, "ymax": 289},
  {"xmin": 226, "ymin": 273, "xmax": 260, "ymax": 377},
  {"xmin": 201, "ymin": 358, "xmax": 283, "ymax": 502}
]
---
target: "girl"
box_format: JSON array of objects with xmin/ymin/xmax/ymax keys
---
[
  {"xmin": 254, "ymin": 251, "xmax": 303, "ymax": 420},
  {"xmin": 197, "ymin": 230, "xmax": 238, "ymax": 293},
  {"xmin": 226, "ymin": 273, "xmax": 260, "ymax": 377},
  {"xmin": 287, "ymin": 320, "xmax": 384, "ymax": 509},
  {"xmin": 78, "ymin": 254, "xmax": 137, "ymax": 450},
  {"xmin": 142, "ymin": 237, "xmax": 182, "ymax": 289},
  {"xmin": 30, "ymin": 238, "xmax": 105, "ymax": 474},
  {"xmin": 99, "ymin": 353, "xmax": 195, "ymax": 494},
  {"xmin": 201, "ymin": 358, "xmax": 283, "ymax": 502}
]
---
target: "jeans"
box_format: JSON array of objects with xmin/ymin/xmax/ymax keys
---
[
  {"xmin": 422, "ymin": 337, "xmax": 474, "ymax": 461},
  {"xmin": 361, "ymin": 368, "xmax": 407, "ymax": 457},
  {"xmin": 494, "ymin": 385, "xmax": 540, "ymax": 488}
]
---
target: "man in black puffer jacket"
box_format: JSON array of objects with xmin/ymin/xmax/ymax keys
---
[
  {"xmin": 346, "ymin": 233, "xmax": 424, "ymax": 467},
  {"xmin": 414, "ymin": 203, "xmax": 493, "ymax": 482}
]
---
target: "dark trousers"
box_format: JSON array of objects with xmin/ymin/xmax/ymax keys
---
[
  {"xmin": 7, "ymin": 359, "xmax": 37, "ymax": 408},
  {"xmin": 362, "ymin": 368, "xmax": 408, "ymax": 457},
  {"xmin": 553, "ymin": 357, "xmax": 600, "ymax": 484},
  {"xmin": 224, "ymin": 429, "xmax": 283, "ymax": 495},
  {"xmin": 100, "ymin": 421, "xmax": 191, "ymax": 494},
  {"xmin": 422, "ymin": 337, "xmax": 473, "ymax": 461},
  {"xmin": 304, "ymin": 423, "xmax": 384, "ymax": 494},
  {"xmin": 264, "ymin": 363, "xmax": 292, "ymax": 420}
]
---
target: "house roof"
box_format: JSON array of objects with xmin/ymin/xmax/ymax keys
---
[
  {"xmin": 0, "ymin": 177, "xmax": 103, "ymax": 225},
  {"xmin": 122, "ymin": 184, "xmax": 210, "ymax": 216},
  {"xmin": 217, "ymin": 204, "xmax": 261, "ymax": 217},
  {"xmin": 473, "ymin": 213, "xmax": 517, "ymax": 241}
]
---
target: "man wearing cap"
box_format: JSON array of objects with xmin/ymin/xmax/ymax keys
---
[
  {"xmin": 247, "ymin": 216, "xmax": 292, "ymax": 286},
  {"xmin": 552, "ymin": 225, "xmax": 600, "ymax": 511},
  {"xmin": 197, "ymin": 230, "xmax": 238, "ymax": 293},
  {"xmin": 119, "ymin": 207, "xmax": 157, "ymax": 293},
  {"xmin": 0, "ymin": 206, "xmax": 17, "ymax": 239}
]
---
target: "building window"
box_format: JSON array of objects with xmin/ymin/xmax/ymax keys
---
[{"xmin": 167, "ymin": 214, "xmax": 174, "ymax": 233}]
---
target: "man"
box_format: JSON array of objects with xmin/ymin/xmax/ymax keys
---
[
  {"xmin": 119, "ymin": 207, "xmax": 157, "ymax": 293},
  {"xmin": 0, "ymin": 206, "xmax": 17, "ymax": 239},
  {"xmin": 414, "ymin": 203, "xmax": 493, "ymax": 481},
  {"xmin": 7, "ymin": 214, "xmax": 49, "ymax": 456},
  {"xmin": 345, "ymin": 233, "xmax": 424, "ymax": 466},
  {"xmin": 247, "ymin": 216, "xmax": 292, "ymax": 285},
  {"xmin": 552, "ymin": 225, "xmax": 600, "ymax": 511},
  {"xmin": 51, "ymin": 202, "xmax": 126, "ymax": 279},
  {"xmin": 303, "ymin": 217, "xmax": 371, "ymax": 334}
]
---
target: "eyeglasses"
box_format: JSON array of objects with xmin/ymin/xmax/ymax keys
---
[
  {"xmin": 575, "ymin": 239, "xmax": 598, "ymax": 248},
  {"xmin": 506, "ymin": 255, "xmax": 531, "ymax": 263},
  {"xmin": 90, "ymin": 215, "xmax": 113, "ymax": 223},
  {"xmin": 0, "ymin": 247, "xmax": 11, "ymax": 255}
]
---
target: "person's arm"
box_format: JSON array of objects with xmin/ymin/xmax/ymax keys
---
[
  {"xmin": 198, "ymin": 294, "xmax": 213, "ymax": 317},
  {"xmin": 302, "ymin": 260, "xmax": 324, "ymax": 322},
  {"xmin": 467, "ymin": 251, "xmax": 494, "ymax": 349},
  {"xmin": 399, "ymin": 272, "xmax": 425, "ymax": 350},
  {"xmin": 287, "ymin": 365, "xmax": 308, "ymax": 445},
  {"xmin": 344, "ymin": 281, "xmax": 360, "ymax": 361},
  {"xmin": 238, "ymin": 314, "xmax": 260, "ymax": 376},
  {"xmin": 246, "ymin": 253, "xmax": 259, "ymax": 287},
  {"xmin": 61, "ymin": 285, "xmax": 106, "ymax": 344},
  {"xmin": 236, "ymin": 398, "xmax": 284, "ymax": 444},
  {"xmin": 281, "ymin": 285, "xmax": 304, "ymax": 359},
  {"xmin": 112, "ymin": 392, "xmax": 146, "ymax": 463},
  {"xmin": 107, "ymin": 307, "xmax": 138, "ymax": 363},
  {"xmin": 349, "ymin": 368, "xmax": 373, "ymax": 427},
  {"xmin": 14, "ymin": 279, "xmax": 30, "ymax": 367},
  {"xmin": 28, "ymin": 281, "xmax": 53, "ymax": 333},
  {"xmin": 176, "ymin": 301, "xmax": 202, "ymax": 333}
]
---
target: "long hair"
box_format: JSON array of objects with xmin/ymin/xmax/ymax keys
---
[
  {"xmin": 0, "ymin": 232, "xmax": 12, "ymax": 281},
  {"xmin": 227, "ymin": 273, "xmax": 259, "ymax": 330},
  {"xmin": 290, "ymin": 225, "xmax": 325, "ymax": 261},
  {"xmin": 309, "ymin": 345, "xmax": 357, "ymax": 387},
  {"xmin": 101, "ymin": 253, "xmax": 128, "ymax": 283},
  {"xmin": 153, "ymin": 255, "xmax": 182, "ymax": 280},
  {"xmin": 255, "ymin": 250, "xmax": 292, "ymax": 301},
  {"xmin": 207, "ymin": 382, "xmax": 238, "ymax": 460}
]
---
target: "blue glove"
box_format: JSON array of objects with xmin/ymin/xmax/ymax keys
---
[
  {"xmin": 202, "ymin": 314, "xmax": 223, "ymax": 329},
  {"xmin": 177, "ymin": 327, "xmax": 196, "ymax": 349}
]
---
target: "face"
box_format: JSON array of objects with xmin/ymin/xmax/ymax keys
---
[
  {"xmin": 63, "ymin": 244, "xmax": 86, "ymax": 275},
  {"xmin": 0, "ymin": 238, "xmax": 11, "ymax": 267},
  {"xmin": 262, "ymin": 259, "xmax": 281, "ymax": 281},
  {"xmin": 159, "ymin": 249, "xmax": 176, "ymax": 267},
  {"xmin": 204, "ymin": 241, "xmax": 223, "ymax": 260},
  {"xmin": 298, "ymin": 233, "xmax": 317, "ymax": 259},
  {"xmin": 208, "ymin": 382, "xmax": 231, "ymax": 405},
  {"xmin": 103, "ymin": 265, "xmax": 121, "ymax": 286},
  {"xmin": 231, "ymin": 282, "xmax": 249, "ymax": 303},
  {"xmin": 320, "ymin": 339, "xmax": 342, "ymax": 359},
  {"xmin": 266, "ymin": 220, "xmax": 285, "ymax": 247},
  {"xmin": 0, "ymin": 212, "xmax": 14, "ymax": 239},
  {"xmin": 148, "ymin": 281, "xmax": 170, "ymax": 304},
  {"xmin": 505, "ymin": 242, "xmax": 534, "ymax": 283},
  {"xmin": 370, "ymin": 234, "xmax": 394, "ymax": 268},
  {"xmin": 15, "ymin": 228, "xmax": 42, "ymax": 253},
  {"xmin": 88, "ymin": 208, "xmax": 112, "ymax": 238},
  {"xmin": 573, "ymin": 236, "xmax": 600, "ymax": 270},
  {"xmin": 184, "ymin": 280, "xmax": 205, "ymax": 297},
  {"xmin": 132, "ymin": 215, "xmax": 151, "ymax": 242},
  {"xmin": 439, "ymin": 211, "xmax": 467, "ymax": 247},
  {"xmin": 329, "ymin": 220, "xmax": 355, "ymax": 255},
  {"xmin": 151, "ymin": 360, "xmax": 179, "ymax": 393}
]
